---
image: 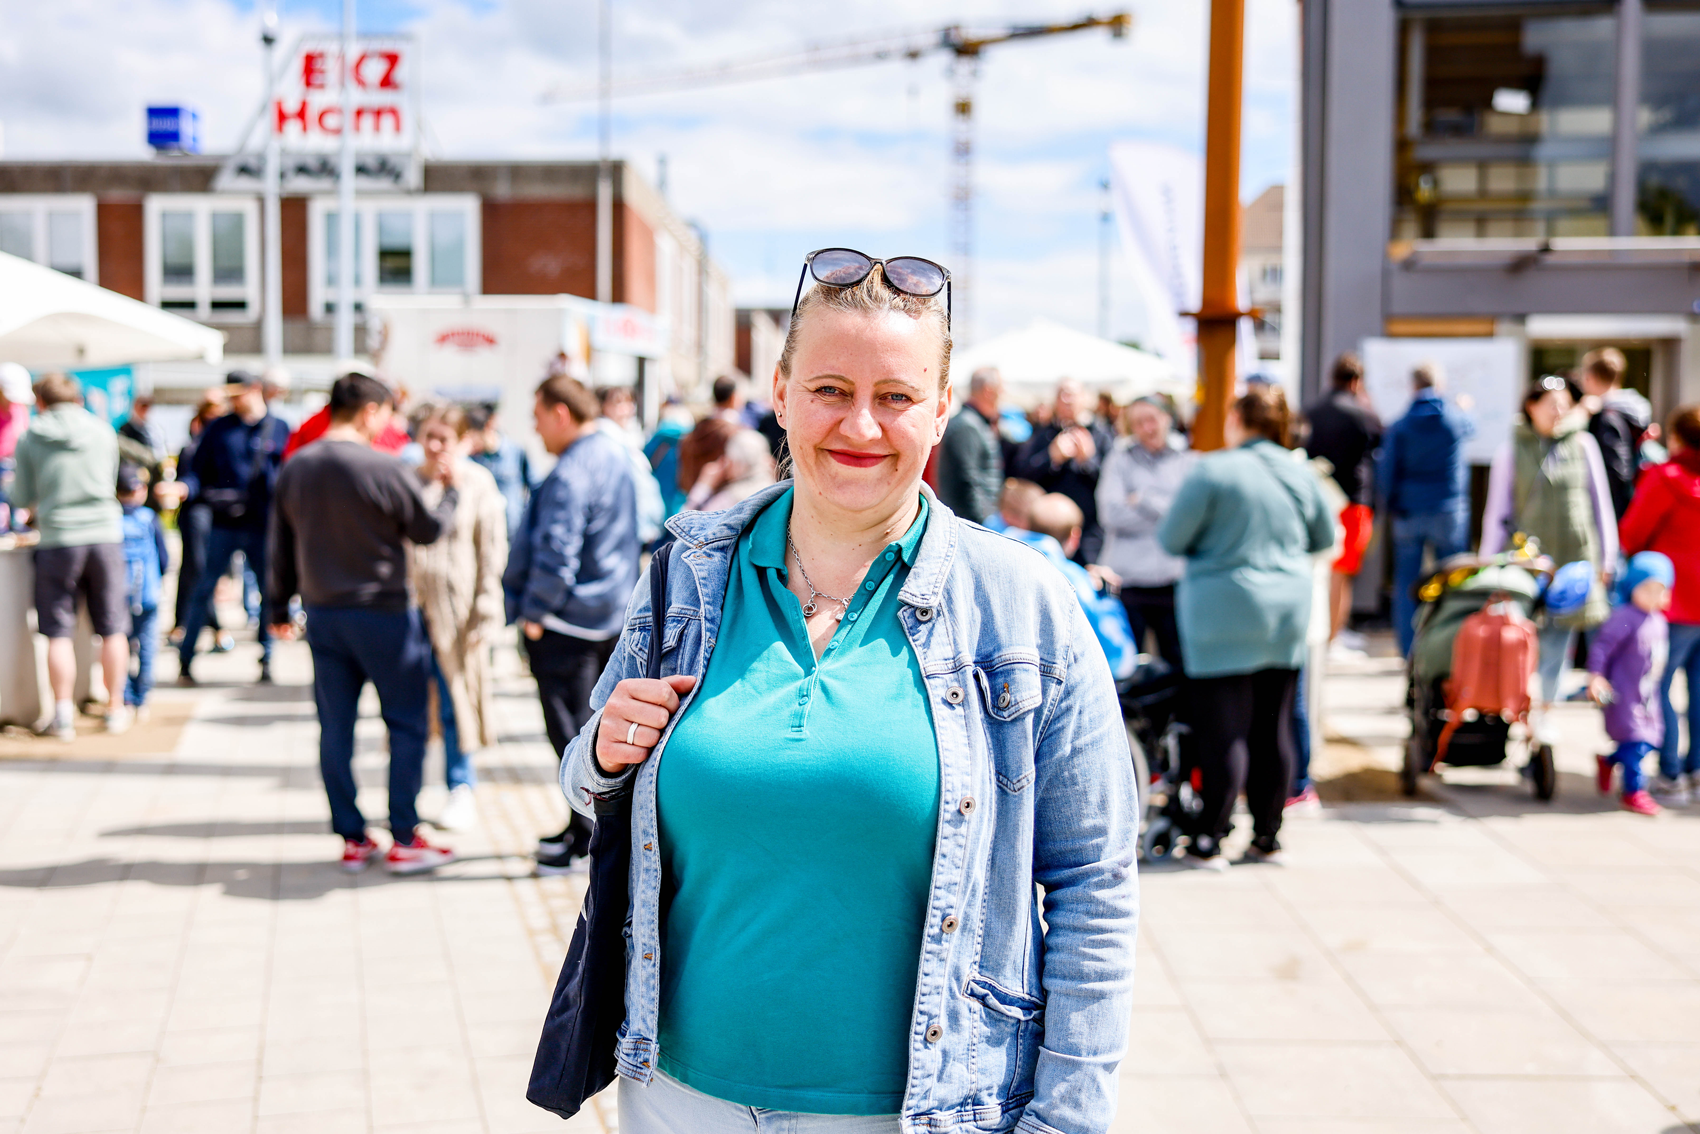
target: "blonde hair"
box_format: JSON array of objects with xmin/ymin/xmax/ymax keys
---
[{"xmin": 776, "ymin": 267, "xmax": 952, "ymax": 391}]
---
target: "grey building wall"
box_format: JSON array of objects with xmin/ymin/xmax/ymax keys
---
[{"xmin": 1300, "ymin": 0, "xmax": 1399, "ymax": 401}]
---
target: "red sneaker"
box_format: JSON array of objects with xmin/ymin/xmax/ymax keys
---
[
  {"xmin": 1596, "ymin": 755, "xmax": 1614, "ymax": 795},
  {"xmin": 386, "ymin": 834, "xmax": 456, "ymax": 875},
  {"xmin": 1621, "ymin": 790, "xmax": 1662, "ymax": 817},
  {"xmin": 340, "ymin": 836, "xmax": 383, "ymax": 874}
]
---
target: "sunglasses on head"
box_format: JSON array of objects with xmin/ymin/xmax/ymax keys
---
[{"xmin": 790, "ymin": 248, "xmax": 951, "ymax": 326}]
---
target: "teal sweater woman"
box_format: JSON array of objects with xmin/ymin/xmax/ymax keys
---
[{"xmin": 1159, "ymin": 387, "xmax": 1335, "ymax": 866}]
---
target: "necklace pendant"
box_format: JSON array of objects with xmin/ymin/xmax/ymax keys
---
[
  {"xmin": 803, "ymin": 601, "xmax": 818, "ymax": 617},
  {"xmin": 834, "ymin": 608, "xmax": 845, "ymax": 622}
]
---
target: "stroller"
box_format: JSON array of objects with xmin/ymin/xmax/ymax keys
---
[
  {"xmin": 1402, "ymin": 550, "xmax": 1556, "ymax": 800},
  {"xmin": 1117, "ymin": 654, "xmax": 1190, "ymax": 862}
]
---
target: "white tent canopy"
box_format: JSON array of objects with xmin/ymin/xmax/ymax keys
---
[
  {"xmin": 0, "ymin": 251, "xmax": 224, "ymax": 369},
  {"xmin": 952, "ymin": 318, "xmax": 1187, "ymax": 404}
]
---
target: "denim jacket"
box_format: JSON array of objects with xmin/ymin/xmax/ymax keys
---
[{"xmin": 564, "ymin": 482, "xmax": 1140, "ymax": 1134}]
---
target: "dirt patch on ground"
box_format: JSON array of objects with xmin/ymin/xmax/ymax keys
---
[{"xmin": 1313, "ymin": 739, "xmax": 1433, "ymax": 802}]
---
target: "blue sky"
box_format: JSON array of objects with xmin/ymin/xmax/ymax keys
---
[{"xmin": 0, "ymin": 0, "xmax": 1296, "ymax": 347}]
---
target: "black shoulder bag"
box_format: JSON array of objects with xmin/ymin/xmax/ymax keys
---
[{"xmin": 527, "ymin": 540, "xmax": 673, "ymax": 1119}]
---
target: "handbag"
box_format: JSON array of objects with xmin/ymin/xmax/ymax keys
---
[{"xmin": 526, "ymin": 540, "xmax": 673, "ymax": 1118}]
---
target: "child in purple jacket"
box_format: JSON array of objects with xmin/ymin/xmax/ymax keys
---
[{"xmin": 1588, "ymin": 551, "xmax": 1676, "ymax": 815}]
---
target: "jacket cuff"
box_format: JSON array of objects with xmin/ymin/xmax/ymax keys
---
[{"xmin": 1014, "ymin": 1115, "xmax": 1068, "ymax": 1134}]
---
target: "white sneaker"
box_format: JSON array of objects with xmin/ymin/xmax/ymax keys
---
[
  {"xmin": 103, "ymin": 707, "xmax": 132, "ymax": 735},
  {"xmin": 1652, "ymin": 776, "xmax": 1692, "ymax": 806},
  {"xmin": 1180, "ymin": 849, "xmax": 1229, "ymax": 873},
  {"xmin": 1329, "ymin": 640, "xmax": 1366, "ymax": 662},
  {"xmin": 1337, "ymin": 629, "xmax": 1368, "ymax": 652},
  {"xmin": 439, "ymin": 784, "xmax": 478, "ymax": 831}
]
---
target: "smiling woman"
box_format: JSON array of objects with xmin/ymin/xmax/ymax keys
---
[{"xmin": 560, "ymin": 257, "xmax": 1139, "ymax": 1134}]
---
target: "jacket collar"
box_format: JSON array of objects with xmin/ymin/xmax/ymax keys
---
[{"xmin": 663, "ymin": 479, "xmax": 959, "ymax": 609}]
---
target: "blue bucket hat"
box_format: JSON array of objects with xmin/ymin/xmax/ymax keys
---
[
  {"xmin": 1544, "ymin": 560, "xmax": 1594, "ymax": 616},
  {"xmin": 1617, "ymin": 551, "xmax": 1676, "ymax": 605}
]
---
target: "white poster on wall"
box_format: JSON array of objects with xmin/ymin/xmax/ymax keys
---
[{"xmin": 1361, "ymin": 337, "xmax": 1522, "ymax": 465}]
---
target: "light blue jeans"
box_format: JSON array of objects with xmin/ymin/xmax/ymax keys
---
[
  {"xmin": 619, "ymin": 1070, "xmax": 901, "ymax": 1134},
  {"xmin": 1660, "ymin": 621, "xmax": 1700, "ymax": 781},
  {"xmin": 1391, "ymin": 509, "xmax": 1470, "ymax": 656},
  {"xmin": 1537, "ymin": 623, "xmax": 1575, "ymax": 705}
]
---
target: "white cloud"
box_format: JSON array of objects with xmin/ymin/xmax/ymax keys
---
[{"xmin": 0, "ymin": 0, "xmax": 1297, "ymax": 349}]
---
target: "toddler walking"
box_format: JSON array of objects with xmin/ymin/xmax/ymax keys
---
[
  {"xmin": 1587, "ymin": 551, "xmax": 1675, "ymax": 815},
  {"xmin": 118, "ymin": 466, "xmax": 167, "ymax": 719}
]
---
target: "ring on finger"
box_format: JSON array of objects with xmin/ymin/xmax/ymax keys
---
[{"xmin": 626, "ymin": 721, "xmax": 640, "ymax": 746}]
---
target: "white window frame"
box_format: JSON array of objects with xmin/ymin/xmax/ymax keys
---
[
  {"xmin": 143, "ymin": 194, "xmax": 261, "ymax": 322},
  {"xmin": 0, "ymin": 194, "xmax": 99, "ymax": 284},
  {"xmin": 307, "ymin": 195, "xmax": 481, "ymax": 318}
]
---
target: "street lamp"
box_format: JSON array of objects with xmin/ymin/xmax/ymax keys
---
[
  {"xmin": 261, "ymin": 3, "xmax": 282, "ymax": 368},
  {"xmin": 335, "ymin": 0, "xmax": 357, "ymax": 361}
]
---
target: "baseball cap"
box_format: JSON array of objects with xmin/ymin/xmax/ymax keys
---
[
  {"xmin": 226, "ymin": 369, "xmax": 264, "ymax": 389},
  {"xmin": 116, "ymin": 464, "xmax": 146, "ymax": 495},
  {"xmin": 0, "ymin": 363, "xmax": 35, "ymax": 405}
]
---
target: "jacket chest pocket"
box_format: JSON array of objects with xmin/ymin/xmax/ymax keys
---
[
  {"xmin": 626, "ymin": 610, "xmax": 696, "ymax": 672},
  {"xmin": 973, "ymin": 658, "xmax": 1044, "ymax": 793}
]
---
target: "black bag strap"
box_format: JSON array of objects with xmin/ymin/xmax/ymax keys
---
[
  {"xmin": 645, "ymin": 540, "xmax": 673, "ymax": 682},
  {"xmin": 591, "ymin": 540, "xmax": 672, "ymax": 820}
]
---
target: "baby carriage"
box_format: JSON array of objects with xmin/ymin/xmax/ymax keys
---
[
  {"xmin": 1402, "ymin": 550, "xmax": 1556, "ymax": 800},
  {"xmin": 1118, "ymin": 654, "xmax": 1190, "ymax": 862}
]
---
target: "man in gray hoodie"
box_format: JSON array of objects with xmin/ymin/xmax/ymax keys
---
[{"xmin": 11, "ymin": 373, "xmax": 131, "ymax": 738}]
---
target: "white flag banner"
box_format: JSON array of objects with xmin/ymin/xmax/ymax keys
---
[
  {"xmin": 1110, "ymin": 140, "xmax": 1200, "ymax": 368},
  {"xmin": 1110, "ymin": 140, "xmax": 1262, "ymax": 382}
]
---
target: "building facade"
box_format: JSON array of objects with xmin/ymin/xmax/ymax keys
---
[
  {"xmin": 0, "ymin": 157, "xmax": 734, "ymax": 397},
  {"xmin": 1242, "ymin": 184, "xmax": 1285, "ymax": 361},
  {"xmin": 1300, "ymin": 0, "xmax": 1700, "ymax": 417}
]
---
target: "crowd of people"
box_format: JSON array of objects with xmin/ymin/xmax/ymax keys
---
[{"xmin": 8, "ymin": 241, "xmax": 1700, "ymax": 1126}]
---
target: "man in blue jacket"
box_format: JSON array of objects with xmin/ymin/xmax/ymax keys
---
[
  {"xmin": 504, "ymin": 373, "xmax": 639, "ymax": 874},
  {"xmin": 178, "ymin": 372, "xmax": 290, "ymax": 684},
  {"xmin": 1378, "ymin": 363, "xmax": 1476, "ymax": 655}
]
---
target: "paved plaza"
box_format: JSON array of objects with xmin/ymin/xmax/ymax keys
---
[{"xmin": 0, "ymin": 633, "xmax": 1697, "ymax": 1134}]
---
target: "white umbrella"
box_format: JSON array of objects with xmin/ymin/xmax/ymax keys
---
[
  {"xmin": 954, "ymin": 318, "xmax": 1187, "ymax": 404},
  {"xmin": 0, "ymin": 251, "xmax": 224, "ymax": 369}
]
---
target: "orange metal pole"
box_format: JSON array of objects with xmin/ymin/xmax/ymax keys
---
[{"xmin": 1194, "ymin": 0, "xmax": 1247, "ymax": 451}]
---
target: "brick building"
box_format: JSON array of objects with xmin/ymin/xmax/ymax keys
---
[{"xmin": 0, "ymin": 157, "xmax": 733, "ymax": 396}]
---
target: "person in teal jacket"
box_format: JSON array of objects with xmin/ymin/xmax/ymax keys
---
[{"xmin": 1159, "ymin": 385, "xmax": 1335, "ymax": 868}]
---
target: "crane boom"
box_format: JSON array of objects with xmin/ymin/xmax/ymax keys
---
[
  {"xmin": 543, "ymin": 13, "xmax": 1133, "ymax": 343},
  {"xmin": 540, "ymin": 15, "xmax": 1130, "ymax": 103}
]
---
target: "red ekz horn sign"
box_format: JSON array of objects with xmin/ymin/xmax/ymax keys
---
[{"xmin": 271, "ymin": 35, "xmax": 413, "ymax": 151}]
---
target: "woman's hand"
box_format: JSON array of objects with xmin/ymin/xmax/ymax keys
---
[{"xmin": 595, "ymin": 674, "xmax": 698, "ymax": 775}]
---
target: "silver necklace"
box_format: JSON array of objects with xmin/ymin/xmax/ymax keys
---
[{"xmin": 786, "ymin": 531, "xmax": 854, "ymax": 621}]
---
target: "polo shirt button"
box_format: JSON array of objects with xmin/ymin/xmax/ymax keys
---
[
  {"xmin": 884, "ymin": 551, "xmax": 895, "ymax": 561},
  {"xmin": 865, "ymin": 581, "xmax": 876, "ymax": 591},
  {"xmin": 945, "ymin": 687, "xmax": 964, "ymax": 704},
  {"xmin": 959, "ymin": 796, "xmax": 976, "ymax": 815},
  {"xmin": 925, "ymin": 1024, "xmax": 943, "ymax": 1044},
  {"xmin": 942, "ymin": 915, "xmax": 959, "ymax": 934}
]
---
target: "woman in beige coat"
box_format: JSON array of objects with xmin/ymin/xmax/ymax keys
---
[{"xmin": 409, "ymin": 404, "xmax": 509, "ymax": 830}]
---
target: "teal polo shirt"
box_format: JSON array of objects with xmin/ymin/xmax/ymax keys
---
[{"xmin": 655, "ymin": 489, "xmax": 940, "ymax": 1115}]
